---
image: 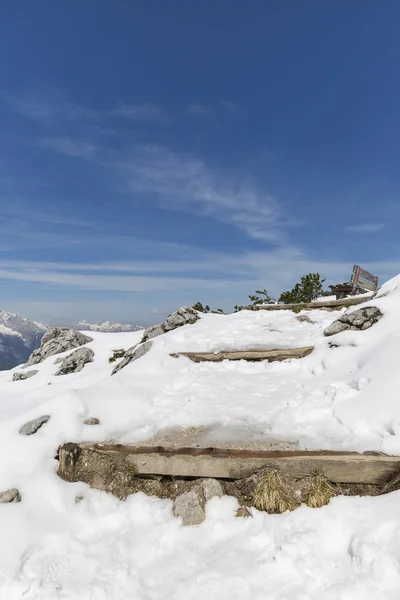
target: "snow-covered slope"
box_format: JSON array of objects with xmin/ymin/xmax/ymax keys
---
[
  {"xmin": 0, "ymin": 310, "xmax": 46, "ymax": 370},
  {"xmin": 2, "ymin": 278, "xmax": 400, "ymax": 597},
  {"xmin": 73, "ymin": 320, "xmax": 143, "ymax": 333}
]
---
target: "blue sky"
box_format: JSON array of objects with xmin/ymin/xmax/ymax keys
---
[{"xmin": 1, "ymin": 1, "xmax": 400, "ymax": 325}]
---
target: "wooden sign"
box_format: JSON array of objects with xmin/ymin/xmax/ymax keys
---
[{"xmin": 351, "ymin": 265, "xmax": 379, "ymax": 292}]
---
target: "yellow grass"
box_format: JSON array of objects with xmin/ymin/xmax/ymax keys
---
[{"xmin": 253, "ymin": 469, "xmax": 299, "ymax": 514}]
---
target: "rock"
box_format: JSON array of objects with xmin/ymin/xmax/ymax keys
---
[
  {"xmin": 26, "ymin": 328, "xmax": 93, "ymax": 366},
  {"xmin": 236, "ymin": 506, "xmax": 252, "ymax": 518},
  {"xmin": 53, "ymin": 356, "xmax": 64, "ymax": 364},
  {"xmin": 201, "ymin": 478, "xmax": 224, "ymax": 501},
  {"xmin": 142, "ymin": 306, "xmax": 199, "ymax": 342},
  {"xmin": 143, "ymin": 324, "xmax": 165, "ymax": 341},
  {"xmin": 19, "ymin": 415, "xmax": 50, "ymax": 435},
  {"xmin": 296, "ymin": 315, "xmax": 314, "ymax": 324},
  {"xmin": 0, "ymin": 488, "xmax": 21, "ymax": 503},
  {"xmin": 13, "ymin": 370, "xmax": 38, "ymax": 381},
  {"xmin": 112, "ymin": 341, "xmax": 153, "ymax": 375},
  {"xmin": 324, "ymin": 306, "xmax": 383, "ymax": 337},
  {"xmin": 84, "ymin": 417, "xmax": 100, "ymax": 425},
  {"xmin": 55, "ymin": 347, "xmax": 94, "ymax": 375},
  {"xmin": 173, "ymin": 478, "xmax": 224, "ymax": 526},
  {"xmin": 173, "ymin": 486, "xmax": 206, "ymax": 526}
]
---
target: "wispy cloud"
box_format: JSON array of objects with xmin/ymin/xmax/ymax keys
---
[
  {"xmin": 3, "ymin": 91, "xmax": 163, "ymax": 125},
  {"xmin": 37, "ymin": 137, "xmax": 98, "ymax": 159},
  {"xmin": 117, "ymin": 145, "xmax": 285, "ymax": 242},
  {"xmin": 345, "ymin": 223, "xmax": 385, "ymax": 233},
  {"xmin": 221, "ymin": 100, "xmax": 240, "ymax": 115},
  {"xmin": 2, "ymin": 90, "xmax": 101, "ymax": 123},
  {"xmin": 109, "ymin": 102, "xmax": 163, "ymax": 123},
  {"xmin": 186, "ymin": 104, "xmax": 213, "ymax": 118}
]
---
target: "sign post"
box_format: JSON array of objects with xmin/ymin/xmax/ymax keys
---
[{"xmin": 350, "ymin": 265, "xmax": 379, "ymax": 294}]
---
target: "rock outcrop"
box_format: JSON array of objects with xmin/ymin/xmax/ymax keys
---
[
  {"xmin": 0, "ymin": 488, "xmax": 21, "ymax": 503},
  {"xmin": 142, "ymin": 306, "xmax": 199, "ymax": 342},
  {"xmin": 55, "ymin": 347, "xmax": 94, "ymax": 375},
  {"xmin": 25, "ymin": 328, "xmax": 93, "ymax": 366},
  {"xmin": 324, "ymin": 306, "xmax": 383, "ymax": 337},
  {"xmin": 172, "ymin": 478, "xmax": 224, "ymax": 526},
  {"xmin": 19, "ymin": 415, "xmax": 50, "ymax": 435},
  {"xmin": 13, "ymin": 370, "xmax": 38, "ymax": 381},
  {"xmin": 112, "ymin": 341, "xmax": 152, "ymax": 375}
]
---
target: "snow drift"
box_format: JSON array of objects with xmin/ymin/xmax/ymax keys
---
[{"xmin": 2, "ymin": 276, "xmax": 400, "ymax": 597}]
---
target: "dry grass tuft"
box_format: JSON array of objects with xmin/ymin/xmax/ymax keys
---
[
  {"xmin": 305, "ymin": 469, "xmax": 335, "ymax": 508},
  {"xmin": 253, "ymin": 469, "xmax": 299, "ymax": 514}
]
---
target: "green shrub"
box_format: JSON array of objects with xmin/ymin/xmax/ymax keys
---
[{"xmin": 279, "ymin": 273, "xmax": 329, "ymax": 304}]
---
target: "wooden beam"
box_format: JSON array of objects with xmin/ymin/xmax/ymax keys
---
[
  {"xmin": 172, "ymin": 347, "xmax": 314, "ymax": 363},
  {"xmin": 244, "ymin": 295, "xmax": 372, "ymax": 311},
  {"xmin": 58, "ymin": 443, "xmax": 400, "ymax": 485}
]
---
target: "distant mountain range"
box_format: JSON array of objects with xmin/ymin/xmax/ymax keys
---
[
  {"xmin": 0, "ymin": 313, "xmax": 144, "ymax": 370},
  {"xmin": 73, "ymin": 320, "xmax": 143, "ymax": 333},
  {"xmin": 0, "ymin": 311, "xmax": 47, "ymax": 370}
]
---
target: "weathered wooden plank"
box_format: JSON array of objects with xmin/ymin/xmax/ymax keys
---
[
  {"xmin": 172, "ymin": 347, "xmax": 314, "ymax": 363},
  {"xmin": 245, "ymin": 295, "xmax": 372, "ymax": 311},
  {"xmin": 58, "ymin": 443, "xmax": 400, "ymax": 485}
]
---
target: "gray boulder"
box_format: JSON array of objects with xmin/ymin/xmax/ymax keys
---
[
  {"xmin": 55, "ymin": 347, "xmax": 94, "ymax": 376},
  {"xmin": 13, "ymin": 370, "xmax": 38, "ymax": 381},
  {"xmin": 0, "ymin": 488, "xmax": 21, "ymax": 503},
  {"xmin": 173, "ymin": 479, "xmax": 224, "ymax": 526},
  {"xmin": 19, "ymin": 415, "xmax": 50, "ymax": 435},
  {"xmin": 142, "ymin": 306, "xmax": 199, "ymax": 342},
  {"xmin": 112, "ymin": 341, "xmax": 152, "ymax": 375},
  {"xmin": 324, "ymin": 306, "xmax": 383, "ymax": 337},
  {"xmin": 26, "ymin": 328, "xmax": 93, "ymax": 366}
]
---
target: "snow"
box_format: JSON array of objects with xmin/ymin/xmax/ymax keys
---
[
  {"xmin": 2, "ymin": 278, "xmax": 400, "ymax": 597},
  {"xmin": 0, "ymin": 324, "xmax": 20, "ymax": 337}
]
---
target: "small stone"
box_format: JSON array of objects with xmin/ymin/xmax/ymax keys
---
[
  {"xmin": 173, "ymin": 486, "xmax": 205, "ymax": 526},
  {"xmin": 173, "ymin": 479, "xmax": 224, "ymax": 526},
  {"xmin": 201, "ymin": 478, "xmax": 224, "ymax": 501},
  {"xmin": 236, "ymin": 506, "xmax": 252, "ymax": 518},
  {"xmin": 295, "ymin": 314, "xmax": 314, "ymax": 324},
  {"xmin": 84, "ymin": 417, "xmax": 100, "ymax": 425},
  {"xmin": 0, "ymin": 488, "xmax": 21, "ymax": 503},
  {"xmin": 75, "ymin": 495, "xmax": 84, "ymax": 504},
  {"xmin": 19, "ymin": 415, "xmax": 50, "ymax": 435},
  {"xmin": 13, "ymin": 370, "xmax": 38, "ymax": 381}
]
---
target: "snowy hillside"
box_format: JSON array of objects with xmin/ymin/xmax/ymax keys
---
[
  {"xmin": 0, "ymin": 310, "xmax": 46, "ymax": 370},
  {"xmin": 73, "ymin": 320, "xmax": 143, "ymax": 333},
  {"xmin": 1, "ymin": 278, "xmax": 400, "ymax": 597}
]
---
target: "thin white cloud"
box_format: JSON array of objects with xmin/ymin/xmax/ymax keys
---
[
  {"xmin": 221, "ymin": 100, "xmax": 240, "ymax": 115},
  {"xmin": 0, "ymin": 247, "xmax": 395, "ymax": 296},
  {"xmin": 346, "ymin": 223, "xmax": 385, "ymax": 233},
  {"xmin": 186, "ymin": 104, "xmax": 213, "ymax": 118},
  {"xmin": 3, "ymin": 91, "xmax": 163, "ymax": 125},
  {"xmin": 2, "ymin": 91, "xmax": 101, "ymax": 123},
  {"xmin": 37, "ymin": 137, "xmax": 98, "ymax": 159},
  {"xmin": 117, "ymin": 145, "xmax": 285, "ymax": 242},
  {"xmin": 109, "ymin": 102, "xmax": 163, "ymax": 122}
]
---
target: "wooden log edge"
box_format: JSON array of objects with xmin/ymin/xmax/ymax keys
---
[
  {"xmin": 172, "ymin": 346, "xmax": 314, "ymax": 363},
  {"xmin": 58, "ymin": 442, "xmax": 400, "ymax": 485},
  {"xmin": 243, "ymin": 295, "xmax": 373, "ymax": 311}
]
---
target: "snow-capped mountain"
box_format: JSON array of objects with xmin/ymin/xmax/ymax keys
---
[
  {"xmin": 73, "ymin": 320, "xmax": 143, "ymax": 333},
  {"xmin": 0, "ymin": 310, "xmax": 47, "ymax": 370}
]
